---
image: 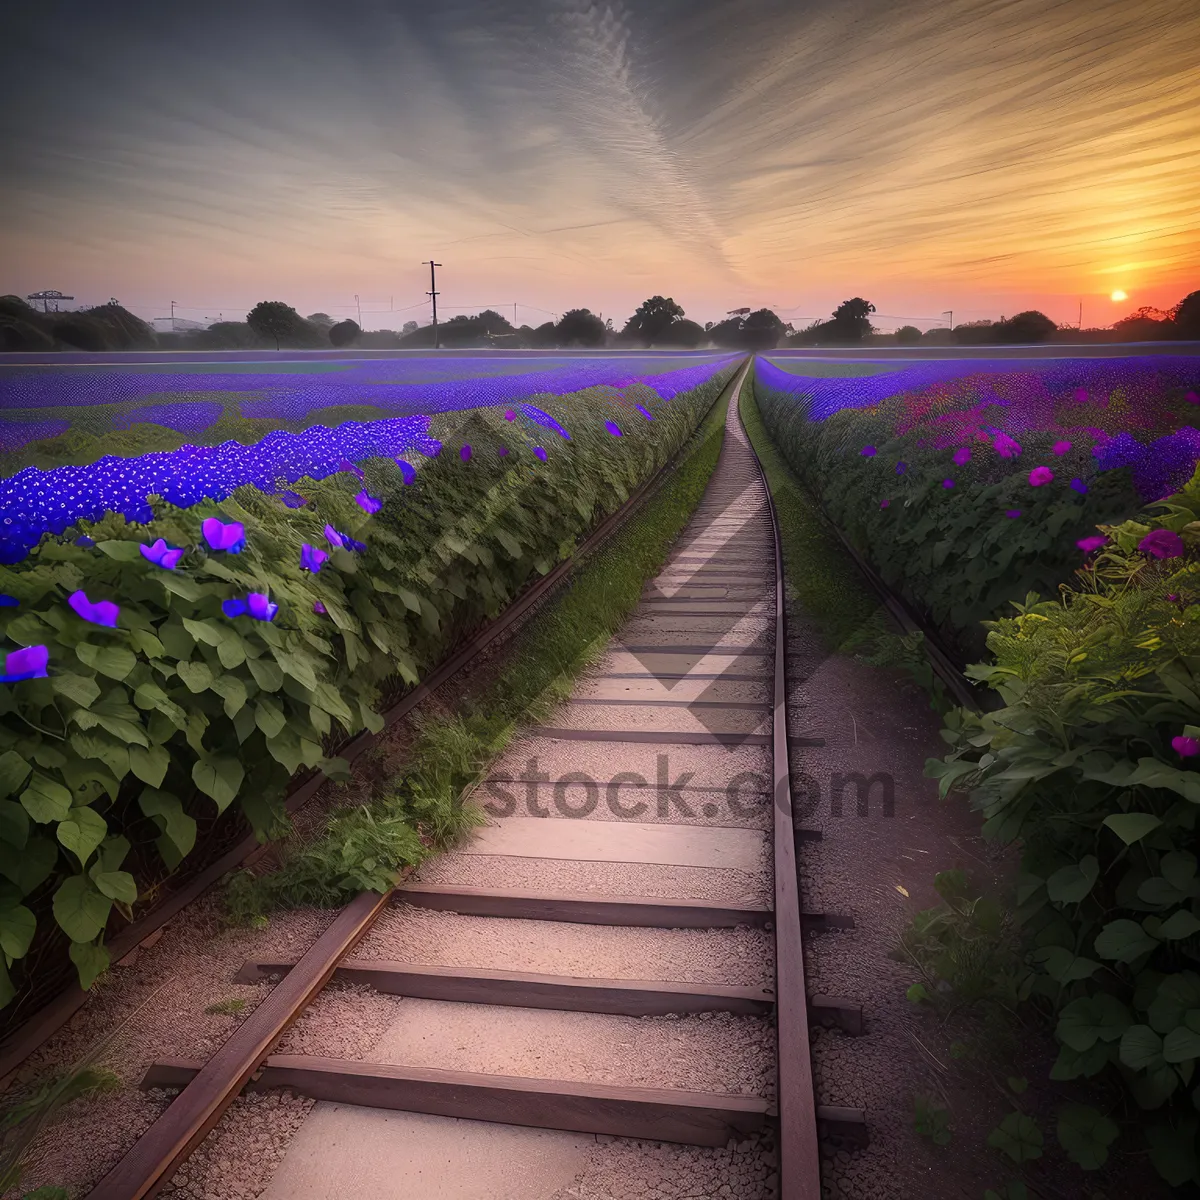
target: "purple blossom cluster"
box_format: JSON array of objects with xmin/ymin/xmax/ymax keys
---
[{"xmin": 112, "ymin": 401, "xmax": 227, "ymax": 434}]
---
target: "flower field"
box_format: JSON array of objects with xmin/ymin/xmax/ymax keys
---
[
  {"xmin": 754, "ymin": 350, "xmax": 1200, "ymax": 1187},
  {"xmin": 0, "ymin": 352, "xmax": 738, "ymax": 1019}
]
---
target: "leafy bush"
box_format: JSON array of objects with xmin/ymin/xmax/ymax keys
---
[
  {"xmin": 0, "ymin": 366, "xmax": 734, "ymax": 1009},
  {"xmin": 930, "ymin": 469, "xmax": 1200, "ymax": 1185}
]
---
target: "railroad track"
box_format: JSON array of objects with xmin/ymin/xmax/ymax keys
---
[{"xmin": 85, "ymin": 364, "xmax": 868, "ymax": 1199}]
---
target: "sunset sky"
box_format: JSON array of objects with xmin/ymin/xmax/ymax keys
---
[{"xmin": 3, "ymin": 0, "xmax": 1197, "ymax": 332}]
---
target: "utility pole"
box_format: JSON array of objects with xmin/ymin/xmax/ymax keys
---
[
  {"xmin": 1078, "ymin": 299, "xmax": 1083, "ymax": 330},
  {"xmin": 942, "ymin": 309, "xmax": 953, "ymax": 330},
  {"xmin": 513, "ymin": 302, "xmax": 518, "ymax": 327},
  {"xmin": 170, "ymin": 300, "xmax": 176, "ymax": 330},
  {"xmin": 355, "ymin": 294, "xmax": 362, "ymax": 326},
  {"xmin": 424, "ymin": 261, "xmax": 442, "ymax": 348}
]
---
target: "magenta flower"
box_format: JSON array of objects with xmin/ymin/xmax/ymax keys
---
[
  {"xmin": 223, "ymin": 593, "xmax": 278, "ymax": 622},
  {"xmin": 1070, "ymin": 478, "xmax": 1088, "ymax": 495},
  {"xmin": 1186, "ymin": 391, "xmax": 1200, "ymax": 405},
  {"xmin": 1173, "ymin": 735, "xmax": 1200, "ymax": 758},
  {"xmin": 993, "ymin": 433, "xmax": 1022, "ymax": 458},
  {"xmin": 1073, "ymin": 388, "xmax": 1088, "ymax": 404},
  {"xmin": 498, "ymin": 446, "xmax": 509, "ymax": 457},
  {"xmin": 355, "ymin": 491, "xmax": 383, "ymax": 514},
  {"xmin": 606, "ymin": 421, "xmax": 623, "ymax": 438},
  {"xmin": 313, "ymin": 601, "xmax": 327, "ymax": 616},
  {"xmin": 880, "ymin": 499, "xmax": 890, "ymax": 509},
  {"xmin": 300, "ymin": 543, "xmax": 327, "ymax": 573},
  {"xmin": 460, "ymin": 444, "xmax": 472, "ymax": 462},
  {"xmin": 533, "ymin": 447, "xmax": 547, "ymax": 462},
  {"xmin": 1052, "ymin": 440, "xmax": 1071, "ymax": 455},
  {"xmin": 953, "ymin": 447, "xmax": 971, "ymax": 466},
  {"xmin": 1139, "ymin": 530, "xmax": 1185, "ymax": 559},
  {"xmin": 1077, "ymin": 535, "xmax": 1108, "ymax": 553},
  {"xmin": 1167, "ymin": 593, "xmax": 1180, "ymax": 602},
  {"xmin": 1006, "ymin": 510, "xmax": 1022, "ymax": 519},
  {"xmin": 140, "ymin": 538, "xmax": 184, "ymax": 570},
  {"xmin": 202, "ymin": 518, "xmax": 245, "ymax": 554},
  {"xmin": 504, "ymin": 410, "xmax": 516, "ymax": 421},
  {"xmin": 861, "ymin": 445, "xmax": 876, "ymax": 457},
  {"xmin": 396, "ymin": 460, "xmax": 416, "ymax": 485},
  {"xmin": 67, "ymin": 590, "xmax": 119, "ymax": 628},
  {"xmin": 942, "ymin": 478, "xmax": 955, "ymax": 489},
  {"xmin": 1029, "ymin": 467, "xmax": 1054, "ymax": 487},
  {"xmin": 0, "ymin": 644, "xmax": 49, "ymax": 682},
  {"xmin": 338, "ymin": 458, "xmax": 365, "ymax": 480}
]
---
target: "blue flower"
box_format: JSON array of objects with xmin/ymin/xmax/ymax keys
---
[
  {"xmin": 355, "ymin": 491, "xmax": 383, "ymax": 515},
  {"xmin": 67, "ymin": 590, "xmax": 120, "ymax": 628},
  {"xmin": 140, "ymin": 538, "xmax": 184, "ymax": 569},
  {"xmin": 202, "ymin": 518, "xmax": 245, "ymax": 553},
  {"xmin": 0, "ymin": 644, "xmax": 49, "ymax": 682},
  {"xmin": 223, "ymin": 592, "xmax": 278, "ymax": 621},
  {"xmin": 300, "ymin": 543, "xmax": 327, "ymax": 572},
  {"xmin": 280, "ymin": 490, "xmax": 309, "ymax": 508},
  {"xmin": 396, "ymin": 460, "xmax": 416, "ymax": 485}
]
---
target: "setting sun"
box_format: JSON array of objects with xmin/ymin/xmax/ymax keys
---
[{"xmin": 1111, "ymin": 289, "xmax": 1128, "ymax": 302}]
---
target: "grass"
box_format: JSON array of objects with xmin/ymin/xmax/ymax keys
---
[
  {"xmin": 203, "ymin": 998, "xmax": 248, "ymax": 1016},
  {"xmin": 225, "ymin": 369, "xmax": 738, "ymax": 920}
]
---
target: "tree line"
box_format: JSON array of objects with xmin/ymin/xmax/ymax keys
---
[{"xmin": 2, "ymin": 288, "xmax": 1198, "ymax": 353}]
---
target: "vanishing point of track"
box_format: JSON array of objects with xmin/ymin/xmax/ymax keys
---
[{"xmin": 86, "ymin": 363, "xmax": 867, "ymax": 1199}]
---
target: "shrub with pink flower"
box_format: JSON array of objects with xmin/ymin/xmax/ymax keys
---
[
  {"xmin": 1138, "ymin": 529, "xmax": 1185, "ymax": 559},
  {"xmin": 1029, "ymin": 466, "xmax": 1054, "ymax": 487}
]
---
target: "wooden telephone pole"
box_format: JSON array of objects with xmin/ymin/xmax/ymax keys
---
[{"xmin": 424, "ymin": 261, "xmax": 442, "ymax": 348}]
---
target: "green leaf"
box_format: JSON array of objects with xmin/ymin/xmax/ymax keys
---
[
  {"xmin": 1159, "ymin": 910, "xmax": 1200, "ymax": 940},
  {"xmin": 95, "ymin": 539, "xmax": 145, "ymax": 561},
  {"xmin": 128, "ymin": 743, "xmax": 170, "ymax": 788},
  {"xmin": 1147, "ymin": 1118, "xmax": 1199, "ymax": 1186},
  {"xmin": 1094, "ymin": 918, "xmax": 1159, "ymax": 962},
  {"xmin": 0, "ymin": 902, "xmax": 36, "ymax": 960},
  {"xmin": 1055, "ymin": 1103, "xmax": 1118, "ymax": 1170},
  {"xmin": 209, "ymin": 673, "xmax": 247, "ymax": 717},
  {"xmin": 51, "ymin": 673, "xmax": 102, "ymax": 708},
  {"xmin": 74, "ymin": 642, "xmax": 137, "ymax": 681},
  {"xmin": 248, "ymin": 657, "xmax": 283, "ymax": 692},
  {"xmin": 1030, "ymin": 945, "xmax": 1099, "ymax": 983},
  {"xmin": 0, "ymin": 799, "xmax": 28, "ymax": 849},
  {"xmin": 1121, "ymin": 1024, "xmax": 1166, "ymax": 1071},
  {"xmin": 216, "ymin": 634, "xmax": 247, "ymax": 669},
  {"xmin": 987, "ymin": 1112, "xmax": 1043, "ymax": 1163},
  {"xmin": 1057, "ymin": 994, "xmax": 1131, "ymax": 1051},
  {"xmin": 1149, "ymin": 973, "xmax": 1200, "ymax": 1034},
  {"xmin": 52, "ymin": 874, "xmax": 112, "ymax": 942},
  {"xmin": 183, "ymin": 616, "xmax": 230, "ymax": 648},
  {"xmin": 91, "ymin": 869, "xmax": 137, "ymax": 904},
  {"xmin": 1006, "ymin": 1076, "xmax": 1028, "ymax": 1095},
  {"xmin": 176, "ymin": 659, "xmax": 214, "ymax": 693},
  {"xmin": 0, "ymin": 835, "xmax": 57, "ymax": 897},
  {"xmin": 20, "ymin": 774, "xmax": 73, "ymax": 824},
  {"xmin": 1103, "ymin": 812, "xmax": 1163, "ymax": 845},
  {"xmin": 56, "ymin": 807, "xmax": 107, "ymax": 867},
  {"xmin": 68, "ymin": 938, "xmax": 110, "ymax": 990},
  {"xmin": 192, "ymin": 754, "xmax": 244, "ymax": 812},
  {"xmin": 139, "ymin": 788, "xmax": 196, "ymax": 866},
  {"xmin": 1046, "ymin": 855, "xmax": 1099, "ymax": 904},
  {"xmin": 0, "ymin": 751, "xmax": 32, "ymax": 798},
  {"xmin": 360, "ymin": 701, "xmax": 384, "ymax": 735},
  {"xmin": 255, "ymin": 697, "xmax": 287, "ymax": 739}
]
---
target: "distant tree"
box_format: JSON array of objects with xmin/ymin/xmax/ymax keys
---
[
  {"xmin": 50, "ymin": 315, "xmax": 108, "ymax": 351},
  {"xmin": 741, "ymin": 309, "xmax": 786, "ymax": 350},
  {"xmin": 402, "ymin": 320, "xmax": 420, "ymax": 334},
  {"xmin": 306, "ymin": 312, "xmax": 335, "ymax": 329},
  {"xmin": 995, "ymin": 310, "xmax": 1056, "ymax": 343},
  {"xmin": 530, "ymin": 321, "xmax": 558, "ymax": 348},
  {"xmin": 1174, "ymin": 290, "xmax": 1200, "ymax": 340},
  {"xmin": 894, "ymin": 325, "xmax": 922, "ymax": 345},
  {"xmin": 828, "ymin": 298, "xmax": 876, "ymax": 342},
  {"xmin": 329, "ymin": 318, "xmax": 361, "ymax": 347},
  {"xmin": 665, "ymin": 318, "xmax": 706, "ymax": 348},
  {"xmin": 708, "ymin": 317, "xmax": 747, "ymax": 348},
  {"xmin": 247, "ymin": 301, "xmax": 317, "ymax": 350},
  {"xmin": 623, "ymin": 296, "xmax": 685, "ymax": 347},
  {"xmin": 198, "ymin": 321, "xmax": 257, "ymax": 349},
  {"xmin": 359, "ymin": 328, "xmax": 402, "ymax": 349},
  {"xmin": 555, "ymin": 308, "xmax": 606, "ymax": 347},
  {"xmin": 704, "ymin": 321, "xmax": 714, "ymax": 332},
  {"xmin": 952, "ymin": 320, "xmax": 996, "ymax": 346},
  {"xmin": 1112, "ymin": 307, "xmax": 1172, "ymax": 342}
]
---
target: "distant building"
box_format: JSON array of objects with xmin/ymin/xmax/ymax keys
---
[
  {"xmin": 152, "ymin": 316, "xmax": 209, "ymax": 333},
  {"xmin": 27, "ymin": 289, "xmax": 75, "ymax": 313}
]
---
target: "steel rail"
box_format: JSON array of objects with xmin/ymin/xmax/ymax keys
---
[{"xmin": 77, "ymin": 365, "xmax": 749, "ymax": 1199}]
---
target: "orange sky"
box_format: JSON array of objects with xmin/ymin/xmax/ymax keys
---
[{"xmin": 3, "ymin": 0, "xmax": 1198, "ymax": 331}]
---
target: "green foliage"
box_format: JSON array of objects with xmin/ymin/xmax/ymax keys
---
[
  {"xmin": 245, "ymin": 300, "xmax": 320, "ymax": 350},
  {"xmin": 230, "ymin": 373, "xmax": 738, "ymax": 918},
  {"xmin": 913, "ymin": 1094, "xmax": 952, "ymax": 1145},
  {"xmin": 0, "ymin": 366, "xmax": 736, "ymax": 1004},
  {"xmin": 929, "ymin": 466, "xmax": 1200, "ymax": 1183},
  {"xmin": 987, "ymin": 1111, "xmax": 1043, "ymax": 1163},
  {"xmin": 622, "ymin": 296, "xmax": 686, "ymax": 347},
  {"xmin": 204, "ymin": 997, "xmax": 247, "ymax": 1015}
]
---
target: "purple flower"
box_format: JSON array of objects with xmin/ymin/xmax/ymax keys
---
[
  {"xmin": 67, "ymin": 590, "xmax": 119, "ymax": 628},
  {"xmin": 498, "ymin": 446, "xmax": 509, "ymax": 457},
  {"xmin": 0, "ymin": 595, "xmax": 17, "ymax": 607},
  {"xmin": 280, "ymin": 490, "xmax": 309, "ymax": 509},
  {"xmin": 460, "ymin": 444, "xmax": 473, "ymax": 461},
  {"xmin": 0, "ymin": 644, "xmax": 49, "ymax": 682},
  {"xmin": 338, "ymin": 458, "xmax": 365, "ymax": 479},
  {"xmin": 1186, "ymin": 391, "xmax": 1200, "ymax": 405},
  {"xmin": 1173, "ymin": 735, "xmax": 1200, "ymax": 758},
  {"xmin": 504, "ymin": 410, "xmax": 516, "ymax": 421},
  {"xmin": 1077, "ymin": 535, "xmax": 1108, "ymax": 553},
  {"xmin": 423, "ymin": 440, "xmax": 442, "ymax": 458},
  {"xmin": 860, "ymin": 445, "xmax": 876, "ymax": 457},
  {"xmin": 880, "ymin": 499, "xmax": 890, "ymax": 509},
  {"xmin": 300, "ymin": 543, "xmax": 327, "ymax": 573},
  {"xmin": 343, "ymin": 535, "xmax": 367, "ymax": 553},
  {"xmin": 1052, "ymin": 440, "xmax": 1071, "ymax": 455},
  {"xmin": 533, "ymin": 447, "xmax": 547, "ymax": 462},
  {"xmin": 635, "ymin": 405, "xmax": 653, "ymax": 421},
  {"xmin": 140, "ymin": 538, "xmax": 184, "ymax": 570},
  {"xmin": 1070, "ymin": 478, "xmax": 1088, "ymax": 495},
  {"xmin": 993, "ymin": 433, "xmax": 1022, "ymax": 458},
  {"xmin": 1029, "ymin": 466, "xmax": 1054, "ymax": 487},
  {"xmin": 953, "ymin": 447, "xmax": 971, "ymax": 465},
  {"xmin": 324, "ymin": 524, "xmax": 345, "ymax": 549},
  {"xmin": 1006, "ymin": 510, "xmax": 1022, "ymax": 518},
  {"xmin": 313, "ymin": 600, "xmax": 328, "ymax": 615},
  {"xmin": 895, "ymin": 461, "xmax": 907, "ymax": 475},
  {"xmin": 1073, "ymin": 388, "xmax": 1088, "ymax": 404},
  {"xmin": 606, "ymin": 421, "xmax": 623, "ymax": 438},
  {"xmin": 223, "ymin": 592, "xmax": 278, "ymax": 621},
  {"xmin": 355, "ymin": 490, "xmax": 383, "ymax": 515},
  {"xmin": 74, "ymin": 535, "xmax": 95, "ymax": 547},
  {"xmin": 942, "ymin": 478, "xmax": 955, "ymax": 489},
  {"xmin": 396, "ymin": 460, "xmax": 416, "ymax": 485},
  {"xmin": 1139, "ymin": 529, "xmax": 1185, "ymax": 559},
  {"xmin": 1167, "ymin": 593, "xmax": 1180, "ymax": 602},
  {"xmin": 202, "ymin": 518, "xmax": 245, "ymax": 553}
]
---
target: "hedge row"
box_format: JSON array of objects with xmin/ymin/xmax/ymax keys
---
[{"xmin": 0, "ymin": 362, "xmax": 736, "ymax": 1013}]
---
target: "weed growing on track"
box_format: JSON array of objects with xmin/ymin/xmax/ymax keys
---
[{"xmin": 225, "ymin": 371, "xmax": 739, "ymax": 919}]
